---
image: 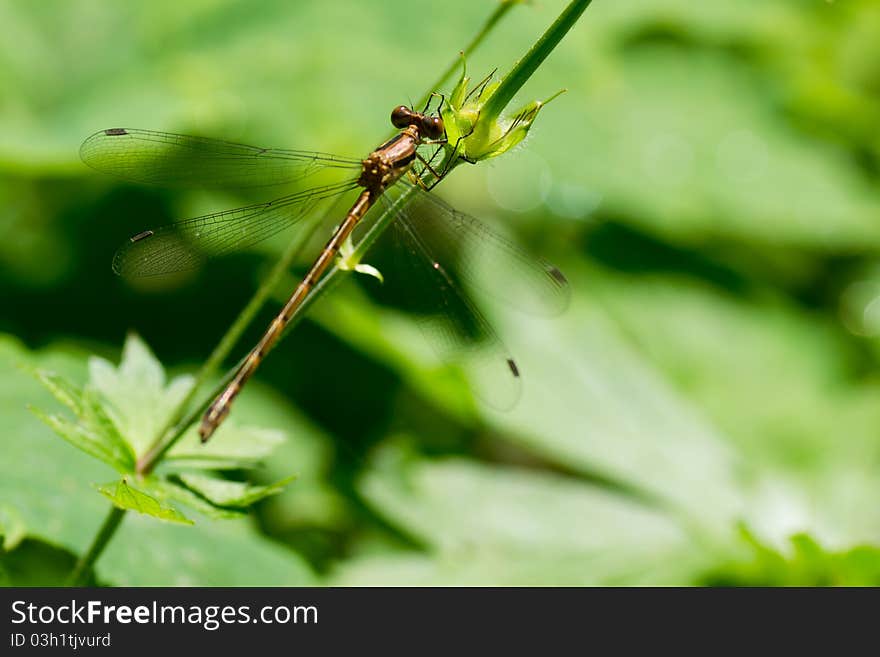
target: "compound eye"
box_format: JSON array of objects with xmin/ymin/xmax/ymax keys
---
[
  {"xmin": 423, "ymin": 116, "xmax": 444, "ymax": 140},
  {"xmin": 391, "ymin": 105, "xmax": 412, "ymax": 129}
]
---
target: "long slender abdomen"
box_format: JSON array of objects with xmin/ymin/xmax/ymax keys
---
[{"xmin": 198, "ymin": 189, "xmax": 375, "ymax": 442}]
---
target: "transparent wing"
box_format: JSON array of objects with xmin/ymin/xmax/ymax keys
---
[
  {"xmin": 81, "ymin": 128, "xmax": 362, "ymax": 188},
  {"xmin": 114, "ymin": 180, "xmax": 359, "ymax": 277},
  {"xmin": 376, "ymin": 192, "xmax": 523, "ymax": 411},
  {"xmin": 395, "ymin": 181, "xmax": 570, "ymax": 316}
]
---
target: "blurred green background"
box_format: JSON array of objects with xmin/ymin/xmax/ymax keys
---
[{"xmin": 3, "ymin": 0, "xmax": 880, "ymax": 585}]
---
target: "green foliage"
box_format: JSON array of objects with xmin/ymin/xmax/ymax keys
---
[
  {"xmin": 0, "ymin": 337, "xmax": 317, "ymax": 584},
  {"xmin": 442, "ymin": 58, "xmax": 565, "ymax": 163},
  {"xmin": 2, "ymin": 0, "xmax": 880, "ymax": 586},
  {"xmin": 0, "ymin": 506, "xmax": 27, "ymax": 552},
  {"xmin": 97, "ymin": 478, "xmax": 193, "ymax": 525},
  {"xmin": 705, "ymin": 528, "xmax": 880, "ymax": 586},
  {"xmin": 28, "ymin": 334, "xmax": 291, "ymax": 525},
  {"xmin": 335, "ymin": 442, "xmax": 710, "ymax": 585},
  {"xmin": 28, "ymin": 371, "xmax": 136, "ymax": 473},
  {"xmin": 442, "ymin": 0, "xmax": 589, "ymax": 163},
  {"xmin": 179, "ymin": 473, "xmax": 296, "ymax": 508}
]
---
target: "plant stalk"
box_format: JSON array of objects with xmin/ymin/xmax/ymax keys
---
[
  {"xmin": 66, "ymin": 506, "xmax": 125, "ymax": 586},
  {"xmin": 416, "ymin": 0, "xmax": 519, "ymax": 111},
  {"xmin": 481, "ymin": 0, "xmax": 591, "ymax": 122}
]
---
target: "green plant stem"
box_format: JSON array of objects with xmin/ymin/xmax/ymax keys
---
[
  {"xmin": 66, "ymin": 506, "xmax": 125, "ymax": 586},
  {"xmin": 481, "ymin": 0, "xmax": 591, "ymax": 122},
  {"xmin": 415, "ymin": 1, "xmax": 519, "ymax": 111}
]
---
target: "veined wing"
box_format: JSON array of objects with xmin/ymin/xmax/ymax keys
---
[
  {"xmin": 394, "ymin": 181, "xmax": 571, "ymax": 316},
  {"xmin": 377, "ymin": 192, "xmax": 521, "ymax": 410},
  {"xmin": 81, "ymin": 128, "xmax": 362, "ymax": 188},
  {"xmin": 114, "ymin": 180, "xmax": 359, "ymax": 277},
  {"xmin": 372, "ymin": 183, "xmax": 570, "ymax": 409}
]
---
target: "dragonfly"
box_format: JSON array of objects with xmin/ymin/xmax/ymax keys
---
[{"xmin": 80, "ymin": 99, "xmax": 570, "ymax": 442}]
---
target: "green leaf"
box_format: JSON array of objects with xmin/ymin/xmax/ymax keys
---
[
  {"xmin": 317, "ymin": 270, "xmax": 748, "ymax": 533},
  {"xmin": 28, "ymin": 406, "xmax": 133, "ymax": 473},
  {"xmin": 88, "ymin": 334, "xmax": 194, "ymax": 456},
  {"xmin": 0, "ymin": 336, "xmax": 318, "ymax": 584},
  {"xmin": 165, "ymin": 425, "xmax": 286, "ymax": 470},
  {"xmin": 337, "ymin": 442, "xmax": 714, "ymax": 585},
  {"xmin": 704, "ymin": 528, "xmax": 880, "ymax": 586},
  {"xmin": 84, "ymin": 333, "xmax": 288, "ymax": 470},
  {"xmin": 339, "ymin": 236, "xmax": 385, "ymax": 283},
  {"xmin": 442, "ymin": 55, "xmax": 566, "ymax": 162},
  {"xmin": 98, "ymin": 515, "xmax": 316, "ymax": 586},
  {"xmin": 589, "ymin": 270, "xmax": 880, "ymax": 546},
  {"xmin": 138, "ymin": 478, "xmax": 245, "ymax": 520},
  {"xmin": 361, "ymin": 443, "xmax": 684, "ymax": 554},
  {"xmin": 317, "ymin": 231, "xmax": 880, "ymax": 584},
  {"xmin": 81, "ymin": 390, "xmax": 138, "ymax": 470},
  {"xmin": 236, "ymin": 387, "xmax": 351, "ymax": 532},
  {"xmin": 1, "ymin": 337, "xmax": 128, "ymax": 551},
  {"xmin": 0, "ymin": 504, "xmax": 27, "ymax": 551},
  {"xmin": 30, "ymin": 368, "xmax": 85, "ymax": 416},
  {"xmin": 178, "ymin": 472, "xmax": 295, "ymax": 508},
  {"xmin": 334, "ymin": 549, "xmax": 706, "ymax": 587},
  {"xmin": 29, "ymin": 369, "xmax": 136, "ymax": 472},
  {"xmin": 24, "ymin": 332, "xmax": 295, "ymax": 532},
  {"xmin": 97, "ymin": 477, "xmax": 193, "ymax": 525}
]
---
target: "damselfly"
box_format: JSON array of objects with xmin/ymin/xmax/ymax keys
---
[{"xmin": 80, "ymin": 99, "xmax": 569, "ymax": 441}]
